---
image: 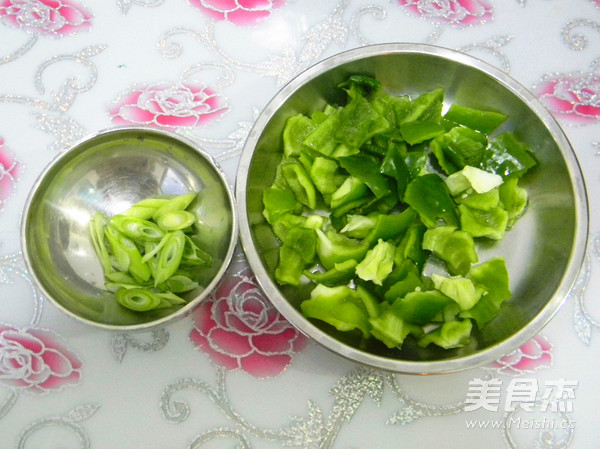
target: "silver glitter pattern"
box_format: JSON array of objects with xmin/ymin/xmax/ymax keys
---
[{"xmin": 17, "ymin": 403, "xmax": 100, "ymax": 449}]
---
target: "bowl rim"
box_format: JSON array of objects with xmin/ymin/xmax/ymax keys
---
[
  {"xmin": 21, "ymin": 125, "xmax": 239, "ymax": 332},
  {"xmin": 235, "ymin": 43, "xmax": 589, "ymax": 374}
]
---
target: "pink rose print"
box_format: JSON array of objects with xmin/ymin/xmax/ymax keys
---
[
  {"xmin": 535, "ymin": 73, "xmax": 600, "ymax": 125},
  {"xmin": 398, "ymin": 0, "xmax": 493, "ymax": 27},
  {"xmin": 0, "ymin": 138, "xmax": 22, "ymax": 208},
  {"xmin": 188, "ymin": 0, "xmax": 285, "ymax": 26},
  {"xmin": 490, "ymin": 335, "xmax": 552, "ymax": 376},
  {"xmin": 0, "ymin": 0, "xmax": 92, "ymax": 37},
  {"xmin": 109, "ymin": 83, "xmax": 229, "ymax": 129},
  {"xmin": 0, "ymin": 325, "xmax": 83, "ymax": 394},
  {"xmin": 190, "ymin": 267, "xmax": 307, "ymax": 378}
]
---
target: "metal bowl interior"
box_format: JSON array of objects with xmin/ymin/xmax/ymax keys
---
[
  {"xmin": 236, "ymin": 44, "xmax": 588, "ymax": 374},
  {"xmin": 22, "ymin": 127, "xmax": 237, "ymax": 330}
]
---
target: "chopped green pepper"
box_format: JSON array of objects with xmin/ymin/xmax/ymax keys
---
[
  {"xmin": 460, "ymin": 258, "xmax": 512, "ymax": 328},
  {"xmin": 281, "ymin": 160, "xmax": 318, "ymax": 209},
  {"xmin": 316, "ymin": 227, "xmax": 369, "ymax": 270},
  {"xmin": 262, "ymin": 188, "xmax": 299, "ymax": 224},
  {"xmin": 304, "ymin": 259, "xmax": 358, "ymax": 287},
  {"xmin": 422, "ymin": 225, "xmax": 478, "ymax": 276},
  {"xmin": 418, "ymin": 319, "xmax": 472, "ymax": 349},
  {"xmin": 301, "ymin": 284, "xmax": 371, "ymax": 338},
  {"xmin": 444, "ymin": 104, "xmax": 507, "ymax": 134},
  {"xmin": 480, "ymin": 132, "xmax": 537, "ymax": 179},
  {"xmin": 355, "ymin": 239, "xmax": 396, "ymax": 286},
  {"xmin": 404, "ymin": 174, "xmax": 459, "ymax": 228}
]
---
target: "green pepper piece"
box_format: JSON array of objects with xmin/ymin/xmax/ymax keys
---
[
  {"xmin": 355, "ymin": 239, "xmax": 396, "ymax": 286},
  {"xmin": 369, "ymin": 303, "xmax": 423, "ymax": 349},
  {"xmin": 335, "ymin": 89, "xmax": 390, "ymax": 148},
  {"xmin": 153, "ymin": 230, "xmax": 185, "ymax": 286},
  {"xmin": 262, "ymin": 188, "xmax": 299, "ymax": 224},
  {"xmin": 458, "ymin": 204, "xmax": 508, "ymax": 240},
  {"xmin": 430, "ymin": 135, "xmax": 459, "ymax": 174},
  {"xmin": 405, "ymin": 147, "xmax": 429, "ymax": 179},
  {"xmin": 456, "ymin": 188, "xmax": 500, "ymax": 211},
  {"xmin": 435, "ymin": 127, "xmax": 489, "ymax": 172},
  {"xmin": 338, "ymin": 74, "xmax": 382, "ymax": 100},
  {"xmin": 283, "ymin": 114, "xmax": 315, "ymax": 157},
  {"xmin": 431, "ymin": 273, "xmax": 484, "ymax": 310},
  {"xmin": 301, "ymin": 284, "xmax": 371, "ymax": 338},
  {"xmin": 383, "ymin": 271, "xmax": 422, "ymax": 303},
  {"xmin": 271, "ymin": 213, "xmax": 308, "ymax": 241},
  {"xmin": 338, "ymin": 155, "xmax": 394, "ymax": 200},
  {"xmin": 302, "ymin": 109, "xmax": 341, "ymax": 156},
  {"xmin": 396, "ymin": 220, "xmax": 428, "ymax": 271},
  {"xmin": 460, "ymin": 258, "xmax": 512, "ymax": 328},
  {"xmin": 340, "ymin": 214, "xmax": 378, "ymax": 239},
  {"xmin": 399, "ymin": 120, "xmax": 446, "ymax": 145},
  {"xmin": 275, "ymin": 246, "xmax": 305, "ymax": 286},
  {"xmin": 115, "ymin": 287, "xmax": 161, "ymax": 312},
  {"xmin": 480, "ymin": 132, "xmax": 537, "ymax": 179},
  {"xmin": 381, "ymin": 141, "xmax": 411, "ymax": 200},
  {"xmin": 309, "ymin": 156, "xmax": 340, "ymax": 195},
  {"xmin": 365, "ymin": 208, "xmax": 417, "ymax": 244},
  {"xmin": 499, "ymin": 177, "xmax": 528, "ymax": 227},
  {"xmin": 304, "ymin": 259, "xmax": 358, "ymax": 287},
  {"xmin": 316, "ymin": 227, "xmax": 369, "ymax": 270},
  {"xmin": 355, "ymin": 284, "xmax": 381, "ymax": 318},
  {"xmin": 395, "ymin": 89, "xmax": 444, "ymax": 125},
  {"xmin": 404, "ymin": 173, "xmax": 459, "ymax": 228},
  {"xmin": 422, "ymin": 226, "xmax": 478, "ymax": 276},
  {"xmin": 418, "ymin": 319, "xmax": 472, "ymax": 349},
  {"xmin": 444, "ymin": 104, "xmax": 507, "ymax": 134},
  {"xmin": 282, "ymin": 226, "xmax": 317, "ymax": 264},
  {"xmin": 152, "ymin": 193, "xmax": 196, "ymax": 221},
  {"xmin": 392, "ymin": 290, "xmax": 453, "ymax": 325},
  {"xmin": 445, "ymin": 165, "xmax": 503, "ymax": 195},
  {"xmin": 110, "ymin": 215, "xmax": 165, "ymax": 242},
  {"xmin": 281, "ymin": 160, "xmax": 318, "ymax": 209},
  {"xmin": 330, "ymin": 176, "xmax": 370, "ymax": 215},
  {"xmin": 88, "ymin": 212, "xmax": 112, "ymax": 274}
]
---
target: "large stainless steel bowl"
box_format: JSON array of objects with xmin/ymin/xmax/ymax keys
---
[
  {"xmin": 236, "ymin": 44, "xmax": 588, "ymax": 374},
  {"xmin": 22, "ymin": 127, "xmax": 237, "ymax": 331}
]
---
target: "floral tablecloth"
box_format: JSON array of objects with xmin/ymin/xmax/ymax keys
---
[{"xmin": 1, "ymin": 1, "xmax": 599, "ymax": 448}]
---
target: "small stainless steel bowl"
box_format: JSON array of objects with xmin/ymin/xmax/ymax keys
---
[
  {"xmin": 22, "ymin": 127, "xmax": 238, "ymax": 331},
  {"xmin": 236, "ymin": 44, "xmax": 588, "ymax": 374}
]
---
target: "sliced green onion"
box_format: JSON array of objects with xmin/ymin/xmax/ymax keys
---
[
  {"xmin": 110, "ymin": 215, "xmax": 165, "ymax": 242},
  {"xmin": 155, "ymin": 291, "xmax": 187, "ymax": 309},
  {"xmin": 153, "ymin": 230, "xmax": 185, "ymax": 286},
  {"xmin": 181, "ymin": 235, "xmax": 213, "ymax": 267},
  {"xmin": 141, "ymin": 233, "xmax": 170, "ymax": 263},
  {"xmin": 121, "ymin": 206, "xmax": 156, "ymax": 220},
  {"xmin": 152, "ymin": 193, "xmax": 197, "ymax": 221},
  {"xmin": 160, "ymin": 275, "xmax": 199, "ymax": 293},
  {"xmin": 156, "ymin": 210, "xmax": 196, "ymax": 231},
  {"xmin": 88, "ymin": 212, "xmax": 112, "ymax": 273},
  {"xmin": 115, "ymin": 288, "xmax": 161, "ymax": 311},
  {"xmin": 104, "ymin": 225, "xmax": 131, "ymax": 272}
]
